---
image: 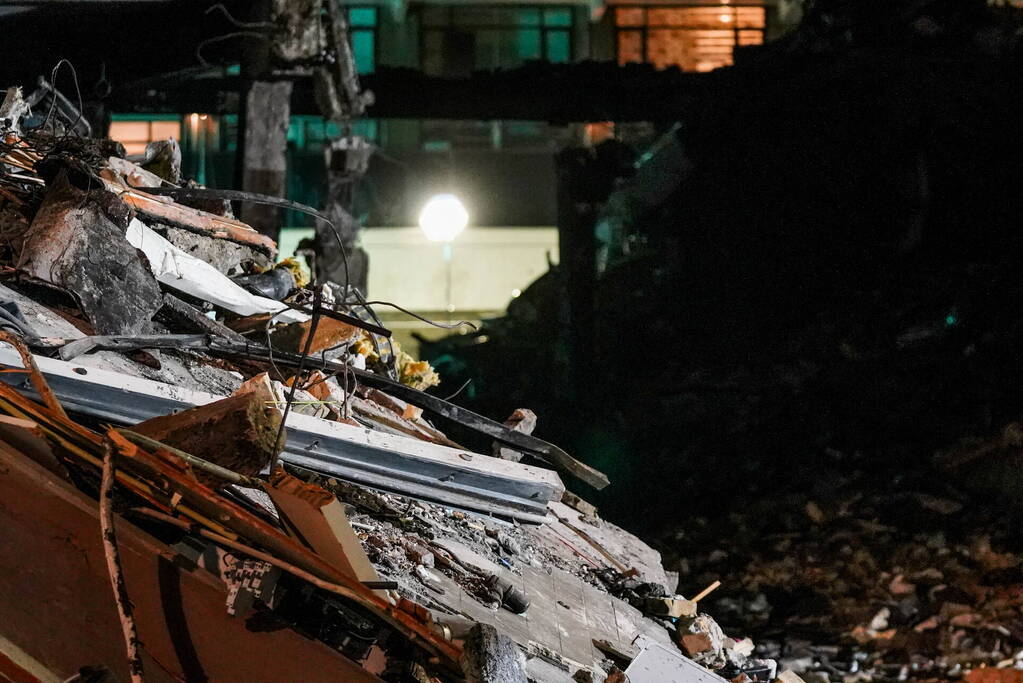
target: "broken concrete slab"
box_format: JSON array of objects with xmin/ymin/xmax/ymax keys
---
[
  {"xmin": 0, "ymin": 283, "xmax": 242, "ymax": 395},
  {"xmin": 625, "ymin": 636, "xmax": 729, "ymax": 683},
  {"xmin": 161, "ymin": 225, "xmax": 272, "ymax": 276},
  {"xmin": 493, "ymin": 408, "xmax": 537, "ymax": 462},
  {"xmin": 17, "ymin": 172, "xmax": 162, "ymax": 335},
  {"xmin": 544, "ymin": 501, "xmax": 670, "ymax": 590},
  {"xmin": 460, "ymin": 623, "xmax": 527, "ymax": 683}
]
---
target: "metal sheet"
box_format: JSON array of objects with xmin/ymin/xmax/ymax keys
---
[{"xmin": 0, "ymin": 348, "xmax": 562, "ymax": 523}]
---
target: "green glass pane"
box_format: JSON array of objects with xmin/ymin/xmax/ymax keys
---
[
  {"xmin": 547, "ymin": 30, "xmax": 570, "ymax": 62},
  {"xmin": 352, "ymin": 31, "xmax": 375, "ymax": 74},
  {"xmin": 544, "ymin": 8, "xmax": 572, "ymax": 27},
  {"xmin": 110, "ymin": 113, "xmax": 177, "ymax": 121},
  {"xmin": 348, "ymin": 7, "xmax": 377, "ymax": 26},
  {"xmin": 351, "ymin": 119, "xmax": 379, "ymax": 142},
  {"xmin": 306, "ymin": 120, "xmax": 328, "ymax": 145},
  {"xmin": 516, "ymin": 8, "xmax": 541, "ymax": 26},
  {"xmin": 286, "ymin": 120, "xmax": 303, "ymax": 145},
  {"xmin": 516, "ymin": 29, "xmax": 542, "ymax": 61}
]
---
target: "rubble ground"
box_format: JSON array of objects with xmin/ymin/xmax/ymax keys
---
[{"xmin": 656, "ymin": 456, "xmax": 1023, "ymax": 683}]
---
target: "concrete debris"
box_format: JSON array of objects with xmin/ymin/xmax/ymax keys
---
[
  {"xmin": 131, "ymin": 377, "xmax": 283, "ymax": 482},
  {"xmin": 625, "ymin": 636, "xmax": 730, "ymax": 683},
  {"xmin": 270, "ymin": 315, "xmax": 359, "ymax": 355},
  {"xmin": 18, "ymin": 171, "xmax": 162, "ymax": 335},
  {"xmin": 493, "ymin": 408, "xmax": 537, "ymax": 462},
  {"xmin": 460, "ymin": 623, "xmax": 528, "ymax": 683},
  {"xmin": 125, "ymin": 218, "xmax": 305, "ymax": 323},
  {"xmin": 0, "ymin": 76, "xmax": 713, "ymax": 683},
  {"xmin": 162, "ymin": 224, "xmax": 272, "ymax": 276}
]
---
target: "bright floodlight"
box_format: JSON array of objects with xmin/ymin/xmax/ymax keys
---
[{"xmin": 418, "ymin": 194, "xmax": 468, "ymax": 242}]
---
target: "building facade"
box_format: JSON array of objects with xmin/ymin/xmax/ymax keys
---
[{"xmin": 107, "ymin": 0, "xmax": 799, "ymax": 322}]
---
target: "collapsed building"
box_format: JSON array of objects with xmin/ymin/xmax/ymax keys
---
[
  {"xmin": 0, "ymin": 77, "xmax": 795, "ymax": 682},
  {"xmin": 3, "ymin": 1, "xmax": 1023, "ymax": 682}
]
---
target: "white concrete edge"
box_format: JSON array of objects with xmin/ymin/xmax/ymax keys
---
[{"xmin": 0, "ymin": 346, "xmax": 564, "ymax": 493}]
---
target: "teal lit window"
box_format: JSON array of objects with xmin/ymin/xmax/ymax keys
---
[
  {"xmin": 421, "ymin": 5, "xmax": 574, "ymax": 75},
  {"xmin": 543, "ymin": 8, "xmax": 572, "ymax": 62},
  {"xmin": 546, "ymin": 30, "xmax": 570, "ymax": 63},
  {"xmin": 346, "ymin": 6, "xmax": 378, "ymax": 74},
  {"xmin": 349, "ymin": 6, "xmax": 376, "ymax": 26},
  {"xmin": 543, "ymin": 8, "xmax": 572, "ymax": 27},
  {"xmin": 351, "ymin": 31, "xmax": 375, "ymax": 74}
]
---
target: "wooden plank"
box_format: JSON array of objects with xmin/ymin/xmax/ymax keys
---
[
  {"xmin": 99, "ymin": 170, "xmax": 277, "ymax": 255},
  {"xmin": 266, "ymin": 469, "xmax": 381, "ymax": 587}
]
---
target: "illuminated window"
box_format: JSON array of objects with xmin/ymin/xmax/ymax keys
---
[
  {"xmin": 421, "ymin": 5, "xmax": 574, "ymax": 76},
  {"xmin": 614, "ymin": 4, "xmax": 765, "ymax": 72},
  {"xmin": 347, "ymin": 6, "xmax": 378, "ymax": 74},
  {"xmin": 108, "ymin": 116, "xmax": 182, "ymax": 156}
]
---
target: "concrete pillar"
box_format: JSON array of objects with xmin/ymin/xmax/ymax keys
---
[{"xmin": 241, "ymin": 80, "xmax": 293, "ymax": 243}]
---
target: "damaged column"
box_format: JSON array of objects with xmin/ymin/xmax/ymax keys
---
[{"xmin": 240, "ymin": 80, "xmax": 292, "ymax": 242}]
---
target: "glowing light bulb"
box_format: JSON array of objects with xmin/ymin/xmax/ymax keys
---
[{"xmin": 418, "ymin": 194, "xmax": 469, "ymax": 242}]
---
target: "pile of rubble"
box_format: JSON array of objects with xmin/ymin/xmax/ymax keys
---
[
  {"xmin": 0, "ymin": 81, "xmax": 804, "ymax": 683},
  {"xmin": 659, "ymin": 455, "xmax": 1023, "ymax": 683}
]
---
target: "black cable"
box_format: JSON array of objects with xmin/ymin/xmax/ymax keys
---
[
  {"xmin": 268, "ymin": 288, "xmax": 323, "ymax": 472},
  {"xmin": 205, "ymin": 3, "xmax": 278, "ymax": 30},
  {"xmin": 361, "ymin": 300, "xmax": 478, "ymax": 331},
  {"xmin": 196, "ymin": 31, "xmax": 272, "ymax": 67},
  {"xmin": 41, "ymin": 59, "xmax": 85, "ymax": 145}
]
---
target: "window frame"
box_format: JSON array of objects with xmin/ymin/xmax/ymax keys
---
[{"xmin": 417, "ymin": 4, "xmax": 575, "ymax": 76}]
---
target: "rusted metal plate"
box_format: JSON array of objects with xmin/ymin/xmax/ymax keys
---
[{"xmin": 0, "ymin": 442, "xmax": 382, "ymax": 683}]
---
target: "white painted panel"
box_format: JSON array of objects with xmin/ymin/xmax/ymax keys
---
[{"xmin": 279, "ymin": 226, "xmax": 559, "ymax": 313}]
